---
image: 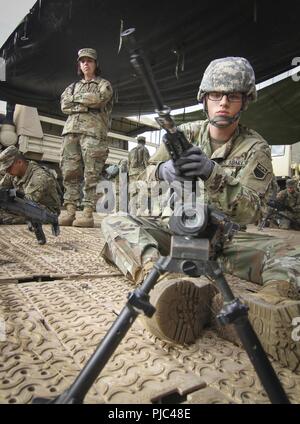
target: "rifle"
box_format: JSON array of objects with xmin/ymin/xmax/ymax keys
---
[
  {"xmin": 258, "ymin": 199, "xmax": 300, "ymax": 230},
  {"xmin": 0, "ymin": 188, "xmax": 60, "ymax": 244}
]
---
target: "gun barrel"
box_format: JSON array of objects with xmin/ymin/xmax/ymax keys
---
[{"xmin": 121, "ymin": 28, "xmax": 166, "ymax": 113}]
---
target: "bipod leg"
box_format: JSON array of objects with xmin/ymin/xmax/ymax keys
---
[
  {"xmin": 208, "ymin": 262, "xmax": 290, "ymax": 404},
  {"xmin": 32, "ymin": 261, "xmax": 165, "ymax": 404}
]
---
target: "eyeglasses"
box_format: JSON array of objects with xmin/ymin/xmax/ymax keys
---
[{"xmin": 207, "ymin": 92, "xmax": 243, "ymax": 102}]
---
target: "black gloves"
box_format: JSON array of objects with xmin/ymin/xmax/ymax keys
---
[{"xmin": 175, "ymin": 147, "xmax": 215, "ymax": 181}]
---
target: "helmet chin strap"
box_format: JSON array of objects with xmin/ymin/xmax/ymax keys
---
[
  {"xmin": 208, "ymin": 111, "xmax": 241, "ymax": 128},
  {"xmin": 202, "ymin": 96, "xmax": 244, "ymax": 128}
]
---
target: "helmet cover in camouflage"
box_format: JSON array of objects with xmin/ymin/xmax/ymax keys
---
[
  {"xmin": 286, "ymin": 179, "xmax": 297, "ymax": 188},
  {"xmin": 77, "ymin": 48, "xmax": 98, "ymax": 62},
  {"xmin": 0, "ymin": 145, "xmax": 19, "ymax": 172},
  {"xmin": 137, "ymin": 136, "xmax": 146, "ymax": 143},
  {"xmin": 197, "ymin": 57, "xmax": 257, "ymax": 102}
]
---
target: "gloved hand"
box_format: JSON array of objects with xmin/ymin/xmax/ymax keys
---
[
  {"xmin": 158, "ymin": 159, "xmax": 192, "ymax": 182},
  {"xmin": 175, "ymin": 147, "xmax": 215, "ymax": 181}
]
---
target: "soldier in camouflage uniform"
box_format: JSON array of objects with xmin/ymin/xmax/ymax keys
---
[
  {"xmin": 128, "ymin": 136, "xmax": 150, "ymax": 216},
  {"xmin": 276, "ymin": 179, "xmax": 300, "ymax": 229},
  {"xmin": 0, "ymin": 146, "xmax": 61, "ymax": 224},
  {"xmin": 128, "ymin": 136, "xmax": 150, "ymax": 182},
  {"xmin": 59, "ymin": 48, "xmax": 113, "ymax": 228},
  {"xmin": 101, "ymin": 57, "xmax": 300, "ymax": 370}
]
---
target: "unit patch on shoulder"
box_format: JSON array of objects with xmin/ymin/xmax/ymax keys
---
[{"xmin": 253, "ymin": 162, "xmax": 268, "ymax": 179}]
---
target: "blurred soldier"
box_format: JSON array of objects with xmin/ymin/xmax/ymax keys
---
[
  {"xmin": 59, "ymin": 48, "xmax": 113, "ymax": 228},
  {"xmin": 128, "ymin": 136, "xmax": 150, "ymax": 182},
  {"xmin": 0, "ymin": 146, "xmax": 61, "ymax": 224},
  {"xmin": 276, "ymin": 179, "xmax": 300, "ymax": 229},
  {"xmin": 100, "ymin": 57, "xmax": 300, "ymax": 370},
  {"xmin": 128, "ymin": 136, "xmax": 150, "ymax": 215}
]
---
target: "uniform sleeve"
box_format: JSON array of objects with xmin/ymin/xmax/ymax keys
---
[
  {"xmin": 205, "ymin": 147, "xmax": 274, "ymax": 224},
  {"xmin": 0, "ymin": 173, "xmax": 14, "ymax": 189},
  {"xmin": 144, "ymin": 148, "xmax": 150, "ymax": 167},
  {"xmin": 61, "ymin": 84, "xmax": 89, "ymax": 115},
  {"xmin": 73, "ymin": 81, "xmax": 113, "ymax": 109},
  {"xmin": 24, "ymin": 171, "xmax": 51, "ymax": 205}
]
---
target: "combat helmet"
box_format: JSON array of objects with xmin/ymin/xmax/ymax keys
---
[
  {"xmin": 286, "ymin": 179, "xmax": 297, "ymax": 188},
  {"xmin": 197, "ymin": 57, "xmax": 257, "ymax": 127}
]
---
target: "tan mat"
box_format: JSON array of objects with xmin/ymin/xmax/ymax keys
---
[{"xmin": 1, "ymin": 223, "xmax": 300, "ymax": 404}]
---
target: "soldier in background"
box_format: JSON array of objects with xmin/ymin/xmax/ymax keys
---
[
  {"xmin": 128, "ymin": 136, "xmax": 150, "ymax": 215},
  {"xmin": 100, "ymin": 57, "xmax": 300, "ymax": 370},
  {"xmin": 59, "ymin": 48, "xmax": 113, "ymax": 228},
  {"xmin": 276, "ymin": 179, "xmax": 300, "ymax": 229},
  {"xmin": 0, "ymin": 146, "xmax": 61, "ymax": 224},
  {"xmin": 128, "ymin": 136, "xmax": 150, "ymax": 182}
]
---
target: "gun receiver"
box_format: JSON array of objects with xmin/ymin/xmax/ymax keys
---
[
  {"xmin": 0, "ymin": 188, "xmax": 60, "ymax": 244},
  {"xmin": 121, "ymin": 28, "xmax": 191, "ymax": 161}
]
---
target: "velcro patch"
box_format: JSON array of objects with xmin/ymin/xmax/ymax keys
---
[{"xmin": 253, "ymin": 162, "xmax": 268, "ymax": 179}]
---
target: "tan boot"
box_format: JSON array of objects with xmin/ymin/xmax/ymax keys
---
[
  {"xmin": 212, "ymin": 280, "xmax": 300, "ymax": 372},
  {"xmin": 58, "ymin": 204, "xmax": 77, "ymax": 226},
  {"xmin": 140, "ymin": 277, "xmax": 217, "ymax": 345},
  {"xmin": 73, "ymin": 206, "xmax": 94, "ymax": 228}
]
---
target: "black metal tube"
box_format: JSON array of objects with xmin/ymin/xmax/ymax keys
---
[
  {"xmin": 121, "ymin": 28, "xmax": 165, "ymax": 112},
  {"xmin": 234, "ymin": 317, "xmax": 290, "ymax": 404}
]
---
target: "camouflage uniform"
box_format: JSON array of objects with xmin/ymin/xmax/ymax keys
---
[
  {"xmin": 128, "ymin": 139, "xmax": 150, "ymax": 181},
  {"xmin": 147, "ymin": 120, "xmax": 273, "ymax": 224},
  {"xmin": 61, "ymin": 75, "xmax": 113, "ymax": 209},
  {"xmin": 128, "ymin": 138, "xmax": 150, "ymax": 215},
  {"xmin": 0, "ymin": 146, "xmax": 61, "ymax": 223},
  {"xmin": 101, "ymin": 57, "xmax": 300, "ymax": 369},
  {"xmin": 276, "ymin": 181, "xmax": 300, "ymax": 229},
  {"xmin": 101, "ymin": 120, "xmax": 298, "ymax": 292}
]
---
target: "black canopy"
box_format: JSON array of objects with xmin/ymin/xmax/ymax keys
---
[{"xmin": 0, "ymin": 0, "xmax": 300, "ymax": 120}]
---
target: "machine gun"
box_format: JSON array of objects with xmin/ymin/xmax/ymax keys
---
[
  {"xmin": 32, "ymin": 28, "xmax": 289, "ymax": 405},
  {"xmin": 0, "ymin": 188, "xmax": 60, "ymax": 244},
  {"xmin": 258, "ymin": 199, "xmax": 300, "ymax": 230}
]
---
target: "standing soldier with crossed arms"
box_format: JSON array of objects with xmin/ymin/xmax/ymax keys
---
[{"xmin": 59, "ymin": 48, "xmax": 113, "ymax": 228}]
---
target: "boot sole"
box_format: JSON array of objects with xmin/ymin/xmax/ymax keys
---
[
  {"xmin": 72, "ymin": 220, "xmax": 94, "ymax": 228},
  {"xmin": 141, "ymin": 279, "xmax": 215, "ymax": 345},
  {"xmin": 242, "ymin": 294, "xmax": 300, "ymax": 372}
]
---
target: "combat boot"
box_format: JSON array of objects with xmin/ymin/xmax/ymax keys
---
[
  {"xmin": 212, "ymin": 280, "xmax": 300, "ymax": 372},
  {"xmin": 72, "ymin": 206, "xmax": 94, "ymax": 228},
  {"xmin": 140, "ymin": 277, "xmax": 217, "ymax": 345},
  {"xmin": 58, "ymin": 204, "xmax": 77, "ymax": 226}
]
